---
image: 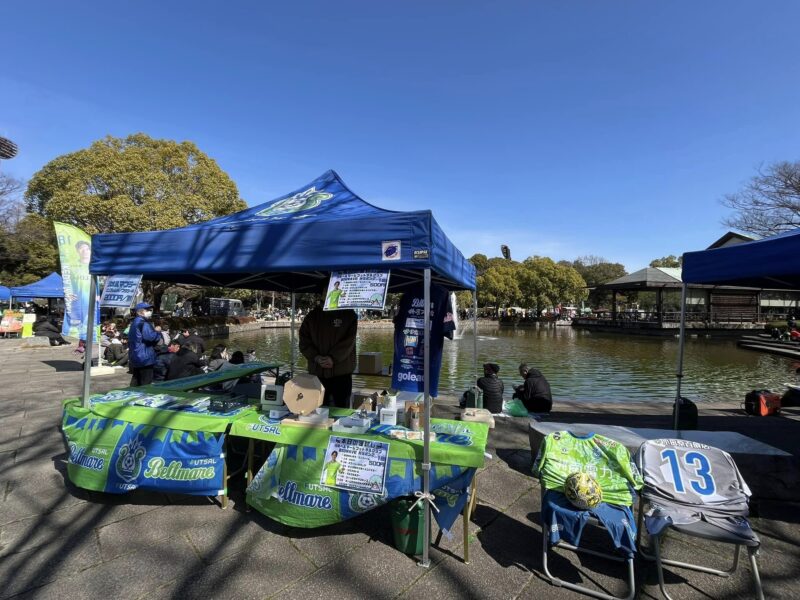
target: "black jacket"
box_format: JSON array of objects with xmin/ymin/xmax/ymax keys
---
[
  {"xmin": 166, "ymin": 348, "xmax": 204, "ymax": 381},
  {"xmin": 514, "ymin": 369, "xmax": 552, "ymax": 413},
  {"xmin": 477, "ymin": 374, "xmax": 504, "ymax": 413}
]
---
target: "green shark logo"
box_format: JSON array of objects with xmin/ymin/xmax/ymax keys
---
[{"xmin": 255, "ymin": 187, "xmax": 333, "ymax": 217}]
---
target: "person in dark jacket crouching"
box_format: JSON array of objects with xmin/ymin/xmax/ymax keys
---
[
  {"xmin": 513, "ymin": 363, "xmax": 552, "ymax": 413},
  {"xmin": 477, "ymin": 363, "xmax": 505, "ymax": 414},
  {"xmin": 128, "ymin": 302, "xmax": 162, "ymax": 386}
]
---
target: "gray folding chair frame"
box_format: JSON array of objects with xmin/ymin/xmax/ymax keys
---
[
  {"xmin": 635, "ymin": 445, "xmax": 765, "ymax": 600},
  {"xmin": 539, "ymin": 485, "xmax": 636, "ymax": 600}
]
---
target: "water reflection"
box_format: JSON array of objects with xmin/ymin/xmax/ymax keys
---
[{"xmin": 211, "ymin": 324, "xmax": 797, "ymax": 404}]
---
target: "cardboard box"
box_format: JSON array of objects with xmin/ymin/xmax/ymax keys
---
[{"xmin": 358, "ymin": 352, "xmax": 383, "ymax": 374}]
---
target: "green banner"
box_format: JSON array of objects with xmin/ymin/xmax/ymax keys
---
[
  {"xmin": 148, "ymin": 362, "xmax": 279, "ymax": 392},
  {"xmin": 54, "ymin": 222, "xmax": 94, "ymax": 341},
  {"xmin": 247, "ymin": 442, "xmax": 477, "ymax": 529},
  {"xmin": 63, "ymin": 403, "xmax": 226, "ymax": 495}
]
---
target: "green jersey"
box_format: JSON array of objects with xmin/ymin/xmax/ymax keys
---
[
  {"xmin": 533, "ymin": 431, "xmax": 643, "ymax": 506},
  {"xmin": 326, "ymin": 289, "xmax": 343, "ymax": 309},
  {"xmin": 322, "ymin": 460, "xmax": 341, "ymax": 486}
]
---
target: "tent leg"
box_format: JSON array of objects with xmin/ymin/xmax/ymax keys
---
[
  {"xmin": 81, "ymin": 276, "xmax": 97, "ymax": 408},
  {"xmin": 290, "ymin": 292, "xmax": 296, "ymax": 373},
  {"xmin": 420, "ymin": 268, "xmax": 432, "ymax": 568},
  {"xmin": 673, "ymin": 283, "xmax": 688, "ymax": 430},
  {"xmin": 472, "ymin": 291, "xmax": 478, "ymax": 380}
]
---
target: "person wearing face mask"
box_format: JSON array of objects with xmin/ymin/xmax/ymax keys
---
[{"xmin": 128, "ymin": 302, "xmax": 163, "ymax": 386}]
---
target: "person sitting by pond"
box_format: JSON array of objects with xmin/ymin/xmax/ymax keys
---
[
  {"xmin": 33, "ymin": 315, "xmax": 70, "ymax": 346},
  {"xmin": 477, "ymin": 362, "xmax": 505, "ymax": 414},
  {"xmin": 207, "ymin": 344, "xmax": 230, "ymax": 371},
  {"xmin": 166, "ymin": 342, "xmax": 204, "ymax": 380},
  {"xmin": 513, "ymin": 363, "xmax": 553, "ymax": 413},
  {"xmin": 174, "ymin": 329, "xmax": 206, "ymax": 355}
]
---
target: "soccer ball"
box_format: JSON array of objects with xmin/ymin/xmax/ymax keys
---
[{"xmin": 564, "ymin": 472, "xmax": 603, "ymax": 510}]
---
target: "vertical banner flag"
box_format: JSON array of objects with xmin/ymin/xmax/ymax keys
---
[
  {"xmin": 390, "ymin": 283, "xmax": 456, "ymax": 397},
  {"xmin": 100, "ymin": 275, "xmax": 143, "ymax": 308},
  {"xmin": 54, "ymin": 222, "xmax": 96, "ymax": 341},
  {"xmin": 323, "ymin": 270, "xmax": 390, "ymax": 311}
]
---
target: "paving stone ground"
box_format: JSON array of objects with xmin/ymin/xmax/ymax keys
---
[{"xmin": 1, "ymin": 341, "xmax": 799, "ymax": 599}]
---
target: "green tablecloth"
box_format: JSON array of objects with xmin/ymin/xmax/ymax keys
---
[{"xmin": 230, "ymin": 411, "xmax": 489, "ymax": 469}]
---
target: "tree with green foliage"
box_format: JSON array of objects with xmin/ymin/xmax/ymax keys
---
[
  {"xmin": 649, "ymin": 255, "xmax": 682, "ymax": 268},
  {"xmin": 26, "ymin": 133, "xmax": 247, "ymax": 234},
  {"xmin": 571, "ymin": 255, "xmax": 627, "ymax": 307},
  {"xmin": 23, "ymin": 133, "xmax": 248, "ymax": 305}
]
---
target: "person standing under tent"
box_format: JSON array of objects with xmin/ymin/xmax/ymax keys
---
[
  {"xmin": 299, "ymin": 303, "xmax": 358, "ymax": 408},
  {"xmin": 128, "ymin": 302, "xmax": 162, "ymax": 386}
]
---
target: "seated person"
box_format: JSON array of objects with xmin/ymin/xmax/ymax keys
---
[
  {"xmin": 477, "ymin": 362, "xmax": 504, "ymax": 414},
  {"xmin": 166, "ymin": 342, "xmax": 204, "ymax": 380},
  {"xmin": 513, "ymin": 363, "xmax": 552, "ymax": 413},
  {"xmin": 154, "ymin": 339, "xmax": 181, "ymax": 381},
  {"xmin": 33, "ymin": 316, "xmax": 70, "ymax": 346},
  {"xmin": 174, "ymin": 329, "xmax": 206, "ymax": 354},
  {"xmin": 105, "ymin": 334, "xmax": 129, "ymax": 366},
  {"xmin": 207, "ymin": 344, "xmax": 230, "ymax": 372}
]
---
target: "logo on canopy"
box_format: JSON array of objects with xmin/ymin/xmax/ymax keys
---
[{"xmin": 255, "ymin": 187, "xmax": 333, "ymax": 218}]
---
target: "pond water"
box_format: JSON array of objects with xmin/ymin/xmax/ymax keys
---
[{"xmin": 210, "ymin": 324, "xmax": 797, "ymax": 403}]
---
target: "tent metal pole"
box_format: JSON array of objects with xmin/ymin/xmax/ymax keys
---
[
  {"xmin": 81, "ymin": 276, "xmax": 97, "ymax": 408},
  {"xmin": 421, "ymin": 268, "xmax": 432, "ymax": 568},
  {"xmin": 290, "ymin": 292, "xmax": 296, "ymax": 373},
  {"xmin": 472, "ymin": 290, "xmax": 478, "ymax": 380},
  {"xmin": 673, "ymin": 283, "xmax": 688, "ymax": 430}
]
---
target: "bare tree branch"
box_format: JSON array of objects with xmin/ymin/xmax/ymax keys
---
[{"xmin": 722, "ymin": 161, "xmax": 800, "ymax": 237}]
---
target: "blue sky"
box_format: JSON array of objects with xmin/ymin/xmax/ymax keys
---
[{"xmin": 3, "ymin": 1, "xmax": 800, "ymax": 270}]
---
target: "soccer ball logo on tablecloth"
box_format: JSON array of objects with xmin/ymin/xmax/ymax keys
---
[{"xmin": 564, "ymin": 472, "xmax": 603, "ymax": 510}]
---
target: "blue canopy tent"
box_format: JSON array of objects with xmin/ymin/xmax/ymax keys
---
[
  {"xmin": 673, "ymin": 229, "xmax": 800, "ymax": 427},
  {"xmin": 10, "ymin": 272, "xmax": 64, "ymax": 302},
  {"xmin": 86, "ymin": 170, "xmax": 477, "ymax": 567},
  {"xmin": 0, "ymin": 286, "xmax": 9, "ymax": 302}
]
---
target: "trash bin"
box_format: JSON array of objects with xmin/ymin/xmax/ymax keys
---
[{"xmin": 390, "ymin": 498, "xmax": 424, "ymax": 555}]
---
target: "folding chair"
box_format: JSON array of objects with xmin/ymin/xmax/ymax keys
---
[
  {"xmin": 636, "ymin": 439, "xmax": 764, "ymax": 600},
  {"xmin": 534, "ymin": 431, "xmax": 642, "ymax": 600}
]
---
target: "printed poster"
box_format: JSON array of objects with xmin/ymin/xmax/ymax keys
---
[
  {"xmin": 100, "ymin": 274, "xmax": 143, "ymax": 307},
  {"xmin": 0, "ymin": 310, "xmax": 23, "ymax": 335},
  {"xmin": 324, "ymin": 270, "xmax": 390, "ymax": 311},
  {"xmin": 54, "ymin": 222, "xmax": 97, "ymax": 341},
  {"xmin": 320, "ymin": 435, "xmax": 389, "ymax": 494}
]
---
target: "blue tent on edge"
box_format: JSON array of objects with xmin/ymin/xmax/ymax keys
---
[
  {"xmin": 90, "ymin": 170, "xmax": 476, "ymax": 291},
  {"xmin": 683, "ymin": 228, "xmax": 800, "ymax": 289},
  {"xmin": 10, "ymin": 272, "xmax": 64, "ymax": 299},
  {"xmin": 0, "ymin": 286, "xmax": 9, "ymax": 301},
  {"xmin": 671, "ymin": 229, "xmax": 800, "ymax": 428}
]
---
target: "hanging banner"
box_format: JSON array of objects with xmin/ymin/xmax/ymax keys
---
[
  {"xmin": 323, "ymin": 270, "xmax": 390, "ymax": 311},
  {"xmin": 390, "ymin": 283, "xmax": 456, "ymax": 397},
  {"xmin": 320, "ymin": 436, "xmax": 389, "ymax": 494},
  {"xmin": 54, "ymin": 222, "xmax": 95, "ymax": 340},
  {"xmin": 100, "ymin": 274, "xmax": 143, "ymax": 307},
  {"xmin": 247, "ymin": 443, "xmax": 475, "ymax": 530},
  {"xmin": 62, "ymin": 404, "xmax": 225, "ymax": 496}
]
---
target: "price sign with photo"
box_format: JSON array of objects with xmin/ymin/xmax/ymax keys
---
[
  {"xmin": 323, "ymin": 270, "xmax": 390, "ymax": 311},
  {"xmin": 320, "ymin": 435, "xmax": 389, "ymax": 494}
]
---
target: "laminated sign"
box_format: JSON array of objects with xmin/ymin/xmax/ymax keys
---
[
  {"xmin": 323, "ymin": 270, "xmax": 390, "ymax": 311},
  {"xmin": 320, "ymin": 435, "xmax": 389, "ymax": 494},
  {"xmin": 100, "ymin": 274, "xmax": 143, "ymax": 307}
]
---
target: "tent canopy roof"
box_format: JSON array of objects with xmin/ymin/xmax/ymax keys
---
[
  {"xmin": 0, "ymin": 286, "xmax": 9, "ymax": 301},
  {"xmin": 9, "ymin": 272, "xmax": 64, "ymax": 299},
  {"xmin": 682, "ymin": 228, "xmax": 800, "ymax": 289},
  {"xmin": 90, "ymin": 170, "xmax": 476, "ymax": 292}
]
